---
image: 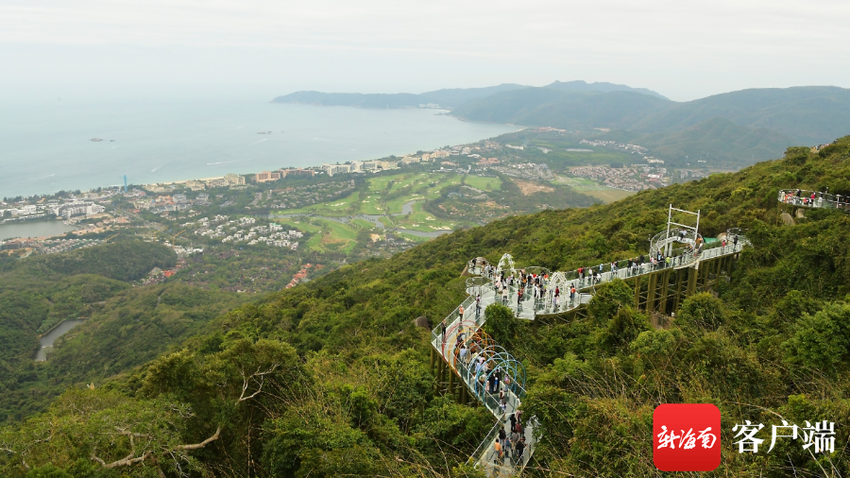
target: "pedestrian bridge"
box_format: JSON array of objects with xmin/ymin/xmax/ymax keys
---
[
  {"xmin": 430, "ymin": 219, "xmax": 751, "ymax": 476},
  {"xmin": 466, "ymin": 227, "xmax": 749, "ymax": 320},
  {"xmin": 778, "ymin": 189, "xmax": 850, "ymax": 211}
]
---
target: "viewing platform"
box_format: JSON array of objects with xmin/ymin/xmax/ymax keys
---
[
  {"xmin": 429, "ymin": 205, "xmax": 752, "ymax": 476},
  {"xmin": 778, "ymin": 189, "xmax": 850, "ymax": 211},
  {"xmin": 465, "ymin": 229, "xmax": 749, "ymax": 320}
]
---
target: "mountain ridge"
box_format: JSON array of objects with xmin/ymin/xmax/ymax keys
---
[
  {"xmin": 271, "ymin": 80, "xmax": 667, "ymax": 109},
  {"xmin": 273, "ymin": 82, "xmax": 850, "ymax": 168}
]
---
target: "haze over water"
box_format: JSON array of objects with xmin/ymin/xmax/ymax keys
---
[{"xmin": 0, "ymin": 94, "xmax": 514, "ymax": 198}]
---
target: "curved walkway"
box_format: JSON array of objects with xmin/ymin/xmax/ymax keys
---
[
  {"xmin": 470, "ymin": 229, "xmax": 749, "ymax": 320},
  {"xmin": 431, "ymin": 229, "xmax": 752, "ymax": 476}
]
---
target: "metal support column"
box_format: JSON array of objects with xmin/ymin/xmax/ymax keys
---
[
  {"xmin": 674, "ymin": 270, "xmax": 685, "ymax": 311},
  {"xmin": 460, "ymin": 381, "xmax": 468, "ymax": 405},
  {"xmin": 687, "ymin": 267, "xmax": 698, "ymax": 297},
  {"xmin": 646, "ymin": 272, "xmax": 658, "ymax": 312},
  {"xmin": 713, "ymin": 257, "xmax": 721, "ymax": 280},
  {"xmin": 659, "ymin": 270, "xmax": 671, "ymax": 314},
  {"xmin": 634, "ymin": 275, "xmax": 642, "ymax": 309},
  {"xmin": 436, "ymin": 358, "xmax": 445, "ymax": 393}
]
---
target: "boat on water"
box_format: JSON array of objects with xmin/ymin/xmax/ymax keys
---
[{"xmin": 90, "ymin": 138, "xmax": 103, "ymax": 142}]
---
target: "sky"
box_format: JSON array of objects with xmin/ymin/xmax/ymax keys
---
[{"xmin": 1, "ymin": 0, "xmax": 849, "ymax": 102}]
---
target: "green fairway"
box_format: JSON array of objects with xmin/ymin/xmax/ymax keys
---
[
  {"xmin": 350, "ymin": 218, "xmax": 376, "ymax": 229},
  {"xmin": 393, "ymin": 202, "xmax": 461, "ymax": 232},
  {"xmin": 277, "ymin": 172, "xmax": 469, "ymax": 219},
  {"xmin": 276, "ymin": 191, "xmax": 361, "ymax": 216},
  {"xmin": 359, "ymin": 194, "xmax": 385, "ymax": 215},
  {"xmin": 555, "ymin": 175, "xmax": 635, "ymax": 204},
  {"xmin": 395, "ymin": 231, "xmax": 432, "ymax": 243},
  {"xmin": 463, "ymin": 175, "xmax": 502, "ymax": 191},
  {"xmin": 303, "ymin": 218, "xmax": 360, "ymax": 254}
]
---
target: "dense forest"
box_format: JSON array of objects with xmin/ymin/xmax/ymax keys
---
[
  {"xmin": 0, "ymin": 240, "xmax": 246, "ymax": 423},
  {"xmin": 2, "ymin": 138, "xmax": 850, "ymax": 476}
]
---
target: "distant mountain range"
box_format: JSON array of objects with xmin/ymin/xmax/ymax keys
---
[
  {"xmin": 273, "ymin": 82, "xmax": 850, "ymax": 167},
  {"xmin": 272, "ymin": 80, "xmax": 666, "ymax": 109}
]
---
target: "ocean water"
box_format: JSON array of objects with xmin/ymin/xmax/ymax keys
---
[{"xmin": 0, "ymin": 97, "xmax": 514, "ymax": 198}]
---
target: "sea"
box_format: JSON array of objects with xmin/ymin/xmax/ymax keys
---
[{"xmin": 0, "ymin": 95, "xmax": 515, "ymax": 199}]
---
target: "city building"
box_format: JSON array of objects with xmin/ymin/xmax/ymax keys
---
[
  {"xmin": 279, "ymin": 168, "xmax": 316, "ymax": 178},
  {"xmin": 255, "ymin": 171, "xmax": 282, "ymax": 183}
]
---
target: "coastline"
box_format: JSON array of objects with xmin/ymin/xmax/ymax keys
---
[{"xmin": 1, "ymin": 102, "xmax": 515, "ymax": 199}]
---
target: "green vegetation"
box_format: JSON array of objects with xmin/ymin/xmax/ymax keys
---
[
  {"xmin": 554, "ymin": 176, "xmax": 634, "ymax": 203},
  {"xmin": 271, "ymin": 169, "xmax": 598, "ymax": 249},
  {"xmin": 0, "ymin": 240, "xmax": 234, "ymax": 422},
  {"xmin": 453, "ymin": 88, "xmax": 671, "ymax": 131},
  {"xmin": 486, "ymin": 129, "xmax": 644, "ymax": 168},
  {"xmin": 5, "ymin": 240, "xmax": 176, "ymax": 282},
  {"xmin": 461, "ymin": 174, "xmax": 502, "ymax": 191},
  {"xmin": 3, "ymin": 137, "xmax": 850, "ymax": 476},
  {"xmin": 1, "ymin": 282, "xmax": 245, "ymax": 422},
  {"xmin": 305, "ymin": 218, "xmax": 360, "ymax": 254}
]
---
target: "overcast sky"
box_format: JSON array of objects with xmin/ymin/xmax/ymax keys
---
[{"xmin": 2, "ymin": 0, "xmax": 848, "ymax": 101}]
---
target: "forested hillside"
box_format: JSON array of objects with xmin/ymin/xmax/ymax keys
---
[
  {"xmin": 451, "ymin": 88, "xmax": 671, "ymax": 130},
  {"xmin": 2, "ymin": 138, "xmax": 850, "ymax": 476},
  {"xmin": 0, "ymin": 240, "xmax": 246, "ymax": 423}
]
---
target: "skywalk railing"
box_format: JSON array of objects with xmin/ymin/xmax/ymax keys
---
[
  {"xmin": 472, "ymin": 238, "xmax": 749, "ymax": 318},
  {"xmin": 779, "ymin": 189, "xmax": 850, "ymax": 210},
  {"xmin": 431, "ymin": 295, "xmax": 477, "ymax": 348},
  {"xmin": 478, "ymin": 241, "xmax": 747, "ymax": 291},
  {"xmin": 469, "ymin": 416, "xmax": 507, "ymax": 467},
  {"xmin": 472, "ymin": 415, "xmax": 538, "ymax": 477},
  {"xmin": 440, "ymin": 236, "xmax": 751, "ymax": 476}
]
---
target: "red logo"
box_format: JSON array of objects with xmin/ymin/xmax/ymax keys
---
[{"xmin": 653, "ymin": 404, "xmax": 721, "ymax": 471}]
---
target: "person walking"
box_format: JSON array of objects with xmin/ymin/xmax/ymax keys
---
[
  {"xmin": 515, "ymin": 438, "xmax": 525, "ymax": 467},
  {"xmin": 503, "ymin": 430, "xmax": 512, "ymax": 463},
  {"xmin": 510, "ymin": 428, "xmax": 521, "ymax": 462}
]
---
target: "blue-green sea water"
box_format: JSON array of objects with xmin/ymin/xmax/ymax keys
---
[{"xmin": 0, "ymin": 97, "xmax": 514, "ymax": 198}]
